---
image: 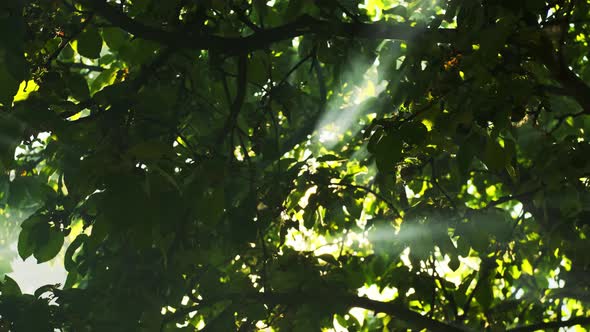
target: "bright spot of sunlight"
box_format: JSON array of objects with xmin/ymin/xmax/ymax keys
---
[
  {"xmin": 13, "ymin": 80, "xmax": 39, "ymax": 102},
  {"xmin": 2, "ymin": 218, "xmax": 67, "ymax": 294},
  {"xmin": 350, "ymin": 284, "xmax": 398, "ymax": 326},
  {"xmin": 358, "ymin": 283, "xmax": 397, "ymax": 302},
  {"xmin": 315, "ymin": 59, "xmax": 387, "ymax": 149},
  {"xmin": 2, "ymin": 195, "xmax": 81, "ymax": 294},
  {"xmin": 9, "ymin": 252, "xmax": 67, "ymax": 294}
]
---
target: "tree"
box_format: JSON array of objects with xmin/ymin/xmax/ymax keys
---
[{"xmin": 0, "ymin": 0, "xmax": 589, "ymax": 330}]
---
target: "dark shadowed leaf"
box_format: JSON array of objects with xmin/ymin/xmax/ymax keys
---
[{"xmin": 75, "ymin": 27, "xmax": 103, "ymax": 59}]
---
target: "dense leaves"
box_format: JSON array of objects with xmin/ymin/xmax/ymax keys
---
[{"xmin": 0, "ymin": 0, "xmax": 590, "ymax": 331}]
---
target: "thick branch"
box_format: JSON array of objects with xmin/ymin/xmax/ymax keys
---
[
  {"xmin": 533, "ymin": 35, "xmax": 590, "ymax": 114},
  {"xmin": 81, "ymin": 1, "xmax": 590, "ymax": 116},
  {"xmin": 80, "ymin": 0, "xmax": 456, "ymax": 54},
  {"xmin": 543, "ymin": 59, "xmax": 590, "ymax": 114},
  {"xmin": 328, "ymin": 294, "xmax": 464, "ymax": 332},
  {"xmin": 164, "ymin": 292, "xmax": 465, "ymax": 332},
  {"xmin": 218, "ymin": 54, "xmax": 248, "ymax": 143},
  {"xmin": 484, "ymin": 189, "xmax": 539, "ymax": 209},
  {"xmin": 507, "ymin": 316, "xmax": 590, "ymax": 332}
]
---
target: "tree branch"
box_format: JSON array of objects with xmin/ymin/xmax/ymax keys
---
[
  {"xmin": 334, "ymin": 294, "xmax": 463, "ymax": 332},
  {"xmin": 56, "ymin": 60, "xmax": 106, "ymax": 72},
  {"xmin": 218, "ymin": 54, "xmax": 248, "ymax": 143},
  {"xmin": 163, "ymin": 292, "xmax": 466, "ymax": 332},
  {"xmin": 507, "ymin": 316, "xmax": 590, "ymax": 332},
  {"xmin": 80, "ymin": 1, "xmax": 590, "ymax": 117},
  {"xmin": 532, "ymin": 34, "xmax": 590, "ymax": 115},
  {"xmin": 483, "ymin": 189, "xmax": 540, "ymax": 209},
  {"xmin": 329, "ymin": 182, "xmax": 400, "ymax": 217},
  {"xmin": 549, "ymin": 109, "xmax": 586, "ymax": 133},
  {"xmin": 80, "ymin": 0, "xmax": 456, "ymax": 54},
  {"xmin": 45, "ymin": 14, "xmax": 94, "ymax": 67}
]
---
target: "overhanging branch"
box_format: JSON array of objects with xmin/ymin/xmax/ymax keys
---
[
  {"xmin": 81, "ymin": 0, "xmax": 590, "ymax": 118},
  {"xmin": 334, "ymin": 294, "xmax": 464, "ymax": 332},
  {"xmin": 507, "ymin": 316, "xmax": 590, "ymax": 332},
  {"xmin": 163, "ymin": 292, "xmax": 466, "ymax": 332},
  {"xmin": 532, "ymin": 35, "xmax": 590, "ymax": 114},
  {"xmin": 218, "ymin": 54, "xmax": 248, "ymax": 143},
  {"xmin": 80, "ymin": 0, "xmax": 456, "ymax": 54},
  {"xmin": 81, "ymin": 1, "xmax": 590, "ymax": 115}
]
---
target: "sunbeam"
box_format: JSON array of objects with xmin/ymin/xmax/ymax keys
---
[{"xmin": 315, "ymin": 58, "xmax": 387, "ymax": 150}]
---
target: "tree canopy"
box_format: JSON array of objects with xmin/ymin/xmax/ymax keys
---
[{"xmin": 1, "ymin": 0, "xmax": 590, "ymax": 331}]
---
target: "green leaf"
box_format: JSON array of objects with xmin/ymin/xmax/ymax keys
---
[
  {"xmin": 34, "ymin": 284, "xmax": 55, "ymax": 299},
  {"xmin": 90, "ymin": 68, "xmax": 118, "ymax": 94},
  {"xmin": 20, "ymin": 214, "xmax": 42, "ymax": 230},
  {"xmin": 1, "ymin": 275, "xmax": 21, "ymax": 296},
  {"xmin": 398, "ymin": 121, "xmax": 428, "ymax": 146},
  {"xmin": 17, "ymin": 226, "xmax": 34, "ymax": 260},
  {"xmin": 477, "ymin": 209, "xmax": 511, "ymax": 240},
  {"xmin": 454, "ymin": 272, "xmax": 475, "ymax": 306},
  {"xmin": 195, "ymin": 186, "xmax": 226, "ymax": 225},
  {"xmin": 247, "ymin": 51, "xmax": 269, "ymax": 86},
  {"xmin": 521, "ymin": 259, "xmax": 533, "ymax": 275},
  {"xmin": 101, "ymin": 27, "xmax": 129, "ymax": 51},
  {"xmin": 128, "ymin": 141, "xmax": 174, "ymax": 161},
  {"xmin": 18, "ymin": 215, "xmax": 44, "ymax": 260},
  {"xmin": 5, "ymin": 0, "xmax": 590, "ymax": 328},
  {"xmin": 317, "ymin": 254, "xmax": 339, "ymax": 266},
  {"xmin": 0, "ymin": 16, "xmax": 26, "ymax": 105},
  {"xmin": 64, "ymin": 234, "xmax": 88, "ymax": 272},
  {"xmin": 64, "ymin": 72, "xmax": 90, "ymax": 100},
  {"xmin": 34, "ymin": 227, "xmax": 64, "ymax": 263},
  {"xmin": 60, "ymin": 43, "xmax": 75, "ymax": 60},
  {"xmin": 0, "ymin": 114, "xmax": 24, "ymax": 171},
  {"xmin": 374, "ymin": 133, "xmax": 403, "ymax": 172},
  {"xmin": 485, "ymin": 138, "xmax": 508, "ymax": 171},
  {"xmin": 75, "ymin": 27, "xmax": 103, "ymax": 59},
  {"xmin": 367, "ymin": 127, "xmax": 384, "ymax": 154},
  {"xmin": 303, "ymin": 200, "xmax": 318, "ymax": 229},
  {"xmin": 0, "ymin": 65, "xmax": 20, "ymax": 105}
]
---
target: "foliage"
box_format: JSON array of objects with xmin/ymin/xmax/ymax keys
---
[{"xmin": 0, "ymin": 0, "xmax": 590, "ymax": 331}]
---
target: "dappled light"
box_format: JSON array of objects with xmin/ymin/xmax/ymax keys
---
[
  {"xmin": 1, "ymin": 0, "xmax": 590, "ymax": 331},
  {"xmin": 315, "ymin": 58, "xmax": 387, "ymax": 149}
]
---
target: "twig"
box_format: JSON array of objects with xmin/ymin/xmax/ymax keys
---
[
  {"xmin": 56, "ymin": 60, "xmax": 106, "ymax": 72},
  {"xmin": 432, "ymin": 261, "xmax": 458, "ymax": 319},
  {"xmin": 219, "ymin": 54, "xmax": 248, "ymax": 144},
  {"xmin": 430, "ymin": 158, "xmax": 457, "ymax": 210},
  {"xmin": 275, "ymin": 52, "xmax": 314, "ymax": 88},
  {"xmin": 334, "ymin": 0, "xmax": 361, "ymax": 23},
  {"xmin": 484, "ymin": 189, "xmax": 539, "ymax": 209},
  {"xmin": 83, "ymin": 1, "xmax": 458, "ymax": 54},
  {"xmin": 45, "ymin": 14, "xmax": 95, "ymax": 68},
  {"xmin": 161, "ymin": 291, "xmax": 466, "ymax": 332},
  {"xmin": 549, "ymin": 110, "xmax": 586, "ymax": 133},
  {"xmin": 328, "ymin": 182, "xmax": 400, "ymax": 217}
]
